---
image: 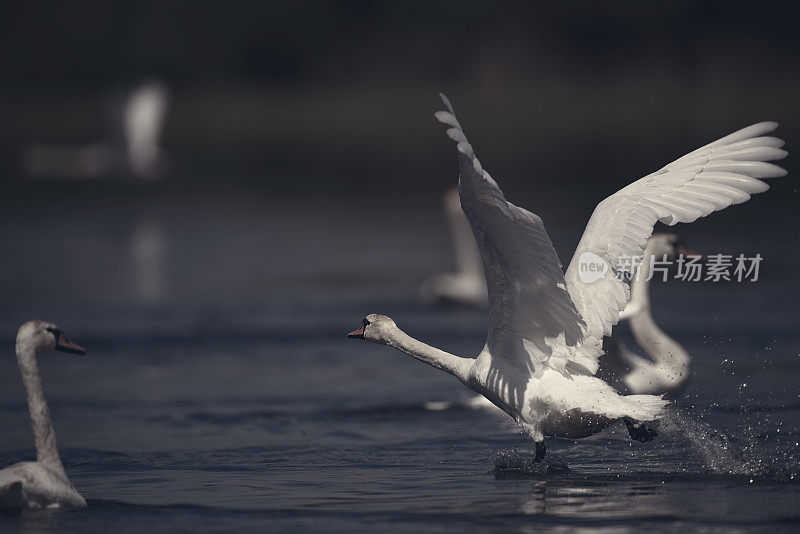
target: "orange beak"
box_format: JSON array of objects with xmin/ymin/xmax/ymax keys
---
[
  {"xmin": 55, "ymin": 331, "xmax": 86, "ymax": 355},
  {"xmin": 347, "ymin": 325, "xmax": 365, "ymax": 339}
]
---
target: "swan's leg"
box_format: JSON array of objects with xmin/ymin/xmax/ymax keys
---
[
  {"xmin": 534, "ymin": 441, "xmax": 546, "ymax": 462},
  {"xmin": 623, "ymin": 417, "xmax": 659, "ymax": 443}
]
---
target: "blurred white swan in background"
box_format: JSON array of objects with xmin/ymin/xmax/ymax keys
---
[
  {"xmin": 120, "ymin": 80, "xmax": 170, "ymax": 178},
  {"xmin": 349, "ymin": 94, "xmax": 786, "ymax": 460},
  {"xmin": 23, "ymin": 79, "xmax": 170, "ymax": 180},
  {"xmin": 602, "ymin": 233, "xmax": 697, "ymax": 395},
  {"xmin": 0, "ymin": 321, "xmax": 87, "ymax": 509},
  {"xmin": 419, "ymin": 187, "xmax": 487, "ymax": 306}
]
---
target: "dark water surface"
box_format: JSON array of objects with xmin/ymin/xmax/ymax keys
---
[{"xmin": 0, "ymin": 190, "xmax": 798, "ymax": 532}]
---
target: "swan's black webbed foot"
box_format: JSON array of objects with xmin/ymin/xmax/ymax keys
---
[
  {"xmin": 534, "ymin": 441, "xmax": 546, "ymax": 462},
  {"xmin": 624, "ymin": 417, "xmax": 659, "ymax": 443}
]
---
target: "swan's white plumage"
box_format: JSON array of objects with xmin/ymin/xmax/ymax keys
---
[
  {"xmin": 430, "ymin": 94, "xmax": 784, "ymax": 441},
  {"xmin": 0, "ymin": 462, "xmax": 85, "ymax": 509},
  {"xmin": 563, "ymin": 121, "xmax": 786, "ymax": 373},
  {"xmin": 0, "ymin": 321, "xmax": 86, "ymax": 509},
  {"xmin": 607, "ymin": 235, "xmax": 693, "ymax": 395},
  {"xmin": 462, "ymin": 234, "xmax": 693, "ymax": 413},
  {"xmin": 355, "ymin": 96, "xmax": 785, "ymax": 448},
  {"xmin": 438, "ymin": 95, "xmax": 590, "ymax": 380}
]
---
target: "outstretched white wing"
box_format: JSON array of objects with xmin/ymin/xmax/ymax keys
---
[
  {"xmin": 436, "ymin": 95, "xmax": 591, "ymax": 379},
  {"xmin": 564, "ymin": 122, "xmax": 787, "ymax": 370}
]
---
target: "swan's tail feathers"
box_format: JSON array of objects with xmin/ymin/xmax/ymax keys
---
[
  {"xmin": 622, "ymin": 394, "xmax": 670, "ymax": 421},
  {"xmin": 0, "ymin": 481, "xmax": 24, "ymax": 508}
]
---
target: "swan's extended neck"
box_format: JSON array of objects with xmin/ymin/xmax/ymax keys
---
[
  {"xmin": 384, "ymin": 327, "xmax": 473, "ymax": 383},
  {"xmin": 16, "ymin": 341, "xmax": 64, "ymax": 473}
]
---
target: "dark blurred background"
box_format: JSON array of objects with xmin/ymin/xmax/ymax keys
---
[{"xmin": 0, "ymin": 0, "xmax": 797, "ymax": 308}]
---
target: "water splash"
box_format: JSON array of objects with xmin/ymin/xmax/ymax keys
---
[{"xmin": 662, "ymin": 409, "xmax": 798, "ymax": 481}]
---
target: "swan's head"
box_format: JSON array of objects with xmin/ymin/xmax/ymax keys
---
[
  {"xmin": 648, "ymin": 233, "xmax": 699, "ymax": 260},
  {"xmin": 16, "ymin": 320, "xmax": 86, "ymax": 355},
  {"xmin": 347, "ymin": 314, "xmax": 397, "ymax": 344}
]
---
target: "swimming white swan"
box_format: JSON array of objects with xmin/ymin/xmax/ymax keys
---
[
  {"xmin": 23, "ymin": 79, "xmax": 170, "ymax": 181},
  {"xmin": 349, "ymin": 95, "xmax": 786, "ymax": 460},
  {"xmin": 602, "ymin": 234, "xmax": 697, "ymax": 395},
  {"xmin": 419, "ymin": 187, "xmax": 488, "ymax": 306},
  {"xmin": 0, "ymin": 321, "xmax": 87, "ymax": 509},
  {"xmin": 119, "ymin": 79, "xmax": 171, "ymax": 179}
]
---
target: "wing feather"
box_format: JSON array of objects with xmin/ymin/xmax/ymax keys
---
[
  {"xmin": 437, "ymin": 94, "xmax": 586, "ymax": 377},
  {"xmin": 565, "ymin": 122, "xmax": 787, "ymax": 368}
]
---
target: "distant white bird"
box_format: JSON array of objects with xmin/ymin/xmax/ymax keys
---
[
  {"xmin": 23, "ymin": 79, "xmax": 170, "ymax": 180},
  {"xmin": 0, "ymin": 321, "xmax": 86, "ymax": 509},
  {"xmin": 119, "ymin": 80, "xmax": 170, "ymax": 179},
  {"xmin": 601, "ymin": 234, "xmax": 697, "ymax": 395},
  {"xmin": 420, "ymin": 187, "xmax": 487, "ymax": 306},
  {"xmin": 349, "ymin": 95, "xmax": 786, "ymax": 460}
]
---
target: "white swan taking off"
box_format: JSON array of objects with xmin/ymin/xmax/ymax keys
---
[
  {"xmin": 468, "ymin": 232, "xmax": 696, "ymax": 412},
  {"xmin": 349, "ymin": 95, "xmax": 786, "ymax": 460},
  {"xmin": 418, "ymin": 187, "xmax": 697, "ymax": 394},
  {"xmin": 0, "ymin": 321, "xmax": 87, "ymax": 509}
]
